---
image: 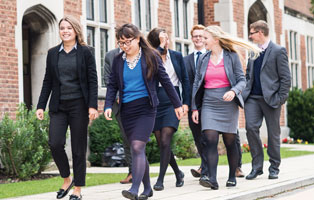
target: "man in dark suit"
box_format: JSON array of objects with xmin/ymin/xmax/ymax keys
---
[
  {"xmin": 242, "ymin": 20, "xmax": 291, "ymax": 180},
  {"xmin": 103, "ymin": 48, "xmax": 132, "ymax": 184},
  {"xmin": 183, "ymin": 25, "xmax": 207, "ymax": 178}
]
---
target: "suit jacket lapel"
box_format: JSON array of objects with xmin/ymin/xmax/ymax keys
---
[
  {"xmin": 52, "ymin": 44, "xmax": 62, "ymax": 80},
  {"xmin": 118, "ymin": 56, "xmax": 124, "ymax": 90},
  {"xmin": 169, "ymin": 50, "xmax": 181, "ymax": 80},
  {"xmin": 76, "ymin": 45, "xmax": 83, "ymax": 79},
  {"xmin": 261, "ymin": 41, "xmax": 273, "ymax": 70},
  {"xmin": 223, "ymin": 51, "xmax": 232, "ymax": 83},
  {"xmin": 200, "ymin": 52, "xmax": 210, "ymax": 81},
  {"xmin": 189, "ymin": 53, "xmax": 196, "ymax": 76}
]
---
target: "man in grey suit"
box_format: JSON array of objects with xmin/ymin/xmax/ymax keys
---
[
  {"xmin": 242, "ymin": 20, "xmax": 291, "ymax": 180},
  {"xmin": 183, "ymin": 25, "xmax": 207, "ymax": 178},
  {"xmin": 104, "ymin": 48, "xmax": 132, "ymax": 184}
]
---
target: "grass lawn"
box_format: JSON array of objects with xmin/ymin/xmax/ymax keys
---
[
  {"xmin": 151, "ymin": 147, "xmax": 314, "ymax": 166},
  {"xmin": 0, "ymin": 173, "xmax": 158, "ymax": 199}
]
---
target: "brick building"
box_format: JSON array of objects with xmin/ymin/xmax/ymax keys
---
[{"xmin": 0, "ymin": 0, "xmax": 313, "ymax": 142}]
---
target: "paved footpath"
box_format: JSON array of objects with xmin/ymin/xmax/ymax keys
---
[{"xmin": 6, "ymin": 144, "xmax": 314, "ymax": 200}]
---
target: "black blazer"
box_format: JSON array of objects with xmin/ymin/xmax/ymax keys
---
[
  {"xmin": 183, "ymin": 52, "xmax": 198, "ymax": 106},
  {"xmin": 104, "ymin": 52, "xmax": 182, "ymax": 110},
  {"xmin": 156, "ymin": 47, "xmax": 191, "ymax": 106},
  {"xmin": 37, "ymin": 43, "xmax": 98, "ymax": 112}
]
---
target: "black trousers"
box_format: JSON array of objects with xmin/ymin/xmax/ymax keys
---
[
  {"xmin": 236, "ymin": 130, "xmax": 242, "ymax": 168},
  {"xmin": 188, "ymin": 110, "xmax": 208, "ymax": 175},
  {"xmin": 48, "ymin": 98, "xmax": 89, "ymax": 186}
]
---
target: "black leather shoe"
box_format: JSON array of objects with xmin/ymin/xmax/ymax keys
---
[
  {"xmin": 190, "ymin": 168, "xmax": 201, "ymax": 178},
  {"xmin": 57, "ymin": 180, "xmax": 74, "ymax": 199},
  {"xmin": 226, "ymin": 179, "xmax": 237, "ymax": 187},
  {"xmin": 199, "ymin": 176, "xmax": 219, "ymax": 190},
  {"xmin": 139, "ymin": 189, "xmax": 153, "ymax": 200},
  {"xmin": 176, "ymin": 171, "xmax": 184, "ymax": 187},
  {"xmin": 153, "ymin": 183, "xmax": 164, "ymax": 191},
  {"xmin": 122, "ymin": 190, "xmax": 138, "ymax": 200},
  {"xmin": 69, "ymin": 194, "xmax": 82, "ymax": 200},
  {"xmin": 268, "ymin": 171, "xmax": 279, "ymax": 179},
  {"xmin": 245, "ymin": 169, "xmax": 263, "ymax": 180}
]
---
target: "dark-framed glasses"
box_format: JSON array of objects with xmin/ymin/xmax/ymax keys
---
[
  {"xmin": 117, "ymin": 38, "xmax": 135, "ymax": 47},
  {"xmin": 249, "ymin": 31, "xmax": 259, "ymax": 36}
]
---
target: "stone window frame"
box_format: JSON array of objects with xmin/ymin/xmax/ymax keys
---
[
  {"xmin": 133, "ymin": 0, "xmax": 154, "ymax": 33},
  {"xmin": 173, "ymin": 0, "xmax": 192, "ymax": 56},
  {"xmin": 306, "ymin": 36, "xmax": 314, "ymax": 88},
  {"xmin": 289, "ymin": 30, "xmax": 301, "ymax": 89}
]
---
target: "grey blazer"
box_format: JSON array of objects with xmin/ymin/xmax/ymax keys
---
[
  {"xmin": 242, "ymin": 41, "xmax": 291, "ymax": 108},
  {"xmin": 191, "ymin": 50, "xmax": 246, "ymax": 110}
]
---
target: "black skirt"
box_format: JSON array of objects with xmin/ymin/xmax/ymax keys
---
[
  {"xmin": 120, "ymin": 97, "xmax": 157, "ymax": 142},
  {"xmin": 153, "ymin": 86, "xmax": 180, "ymax": 131}
]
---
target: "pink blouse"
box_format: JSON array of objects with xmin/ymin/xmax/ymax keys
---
[{"xmin": 204, "ymin": 58, "xmax": 231, "ymax": 88}]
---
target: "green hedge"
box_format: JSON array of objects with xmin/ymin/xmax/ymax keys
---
[
  {"xmin": 287, "ymin": 87, "xmax": 314, "ymax": 142},
  {"xmin": 0, "ymin": 104, "xmax": 51, "ymax": 180}
]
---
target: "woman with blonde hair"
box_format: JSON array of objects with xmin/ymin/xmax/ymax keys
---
[
  {"xmin": 36, "ymin": 16, "xmax": 98, "ymax": 200},
  {"xmin": 191, "ymin": 25, "xmax": 260, "ymax": 189}
]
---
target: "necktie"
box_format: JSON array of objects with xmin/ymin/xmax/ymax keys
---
[{"xmin": 196, "ymin": 51, "xmax": 202, "ymax": 68}]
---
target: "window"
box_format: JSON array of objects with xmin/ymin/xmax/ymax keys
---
[
  {"xmin": 307, "ymin": 36, "xmax": 314, "ymax": 88},
  {"xmin": 86, "ymin": 0, "xmax": 111, "ymax": 88},
  {"xmin": 134, "ymin": 0, "xmax": 152, "ymax": 32},
  {"xmin": 289, "ymin": 31, "xmax": 299, "ymax": 88},
  {"xmin": 173, "ymin": 0, "xmax": 191, "ymax": 56}
]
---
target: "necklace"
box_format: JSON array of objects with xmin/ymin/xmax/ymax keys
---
[{"xmin": 122, "ymin": 48, "xmax": 142, "ymax": 70}]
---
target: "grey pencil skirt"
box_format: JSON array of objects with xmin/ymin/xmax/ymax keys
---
[{"xmin": 201, "ymin": 87, "xmax": 238, "ymax": 134}]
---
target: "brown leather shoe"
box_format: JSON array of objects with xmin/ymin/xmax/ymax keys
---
[
  {"xmin": 236, "ymin": 167, "xmax": 245, "ymax": 178},
  {"xmin": 120, "ymin": 173, "xmax": 132, "ymax": 184},
  {"xmin": 190, "ymin": 168, "xmax": 201, "ymax": 178}
]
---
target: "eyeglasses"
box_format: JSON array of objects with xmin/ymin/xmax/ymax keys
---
[
  {"xmin": 192, "ymin": 35, "xmax": 203, "ymax": 38},
  {"xmin": 249, "ymin": 31, "xmax": 259, "ymax": 36},
  {"xmin": 117, "ymin": 38, "xmax": 135, "ymax": 47}
]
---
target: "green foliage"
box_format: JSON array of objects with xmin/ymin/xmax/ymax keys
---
[
  {"xmin": 0, "ymin": 104, "xmax": 51, "ymax": 180},
  {"xmin": 172, "ymin": 127, "xmax": 197, "ymax": 160},
  {"xmin": 146, "ymin": 135, "xmax": 160, "ymax": 164},
  {"xmin": 311, "ymin": 0, "xmax": 314, "ymax": 15},
  {"xmin": 287, "ymin": 88, "xmax": 314, "ymax": 142},
  {"xmin": 88, "ymin": 115, "xmax": 122, "ymax": 166}
]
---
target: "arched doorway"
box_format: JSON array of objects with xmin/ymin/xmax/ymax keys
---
[
  {"xmin": 247, "ymin": 0, "xmax": 267, "ymax": 37},
  {"xmin": 22, "ymin": 5, "xmax": 56, "ymax": 109}
]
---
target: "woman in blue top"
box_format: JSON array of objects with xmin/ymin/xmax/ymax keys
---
[
  {"xmin": 147, "ymin": 28, "xmax": 190, "ymax": 191},
  {"xmin": 104, "ymin": 24, "xmax": 183, "ymax": 200}
]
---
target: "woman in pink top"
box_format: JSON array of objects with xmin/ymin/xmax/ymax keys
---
[{"xmin": 191, "ymin": 25, "xmax": 260, "ymax": 189}]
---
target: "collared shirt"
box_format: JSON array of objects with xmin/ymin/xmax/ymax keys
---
[
  {"xmin": 258, "ymin": 39, "xmax": 270, "ymax": 51},
  {"xmin": 59, "ymin": 42, "xmax": 77, "ymax": 52},
  {"xmin": 194, "ymin": 48, "xmax": 206, "ymax": 66},
  {"xmin": 159, "ymin": 50, "xmax": 179, "ymax": 87},
  {"xmin": 122, "ymin": 47, "xmax": 142, "ymax": 70}
]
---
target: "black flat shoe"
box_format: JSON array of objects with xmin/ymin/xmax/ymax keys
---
[
  {"xmin": 226, "ymin": 180, "xmax": 237, "ymax": 187},
  {"xmin": 268, "ymin": 171, "xmax": 279, "ymax": 179},
  {"xmin": 153, "ymin": 183, "xmax": 164, "ymax": 191},
  {"xmin": 122, "ymin": 190, "xmax": 138, "ymax": 200},
  {"xmin": 176, "ymin": 171, "xmax": 184, "ymax": 187},
  {"xmin": 199, "ymin": 176, "xmax": 219, "ymax": 190},
  {"xmin": 139, "ymin": 189, "xmax": 153, "ymax": 200},
  {"xmin": 57, "ymin": 180, "xmax": 74, "ymax": 199},
  {"xmin": 69, "ymin": 194, "xmax": 82, "ymax": 200}
]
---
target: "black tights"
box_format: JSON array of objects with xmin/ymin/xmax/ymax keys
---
[
  {"xmin": 154, "ymin": 127, "xmax": 181, "ymax": 185},
  {"xmin": 203, "ymin": 130, "xmax": 238, "ymax": 182},
  {"xmin": 129, "ymin": 140, "xmax": 151, "ymax": 195}
]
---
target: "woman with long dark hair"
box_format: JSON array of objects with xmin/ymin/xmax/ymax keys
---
[
  {"xmin": 104, "ymin": 24, "xmax": 183, "ymax": 200},
  {"xmin": 147, "ymin": 28, "xmax": 190, "ymax": 191},
  {"xmin": 36, "ymin": 16, "xmax": 98, "ymax": 200}
]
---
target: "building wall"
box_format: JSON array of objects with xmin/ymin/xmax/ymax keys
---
[{"xmin": 0, "ymin": 0, "xmax": 18, "ymax": 119}]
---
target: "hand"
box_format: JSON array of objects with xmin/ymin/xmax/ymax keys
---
[
  {"xmin": 104, "ymin": 108, "xmax": 112, "ymax": 120},
  {"xmin": 192, "ymin": 110, "xmax": 199, "ymax": 124},
  {"xmin": 223, "ymin": 90, "xmax": 236, "ymax": 102},
  {"xmin": 174, "ymin": 106, "xmax": 183, "ymax": 120},
  {"xmin": 159, "ymin": 32, "xmax": 168, "ymax": 49},
  {"xmin": 36, "ymin": 109, "xmax": 44, "ymax": 120},
  {"xmin": 116, "ymin": 98, "xmax": 119, "ymax": 104},
  {"xmin": 89, "ymin": 108, "xmax": 99, "ymax": 121},
  {"xmin": 182, "ymin": 104, "xmax": 189, "ymax": 116}
]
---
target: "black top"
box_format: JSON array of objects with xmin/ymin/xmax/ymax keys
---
[
  {"xmin": 251, "ymin": 49, "xmax": 266, "ymax": 96},
  {"xmin": 58, "ymin": 49, "xmax": 83, "ymax": 100}
]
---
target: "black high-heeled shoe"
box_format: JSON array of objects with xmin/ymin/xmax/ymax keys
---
[
  {"xmin": 176, "ymin": 171, "xmax": 185, "ymax": 187},
  {"xmin": 153, "ymin": 183, "xmax": 164, "ymax": 191},
  {"xmin": 139, "ymin": 189, "xmax": 153, "ymax": 200},
  {"xmin": 199, "ymin": 176, "xmax": 219, "ymax": 190},
  {"xmin": 56, "ymin": 180, "xmax": 74, "ymax": 199},
  {"xmin": 122, "ymin": 190, "xmax": 138, "ymax": 200},
  {"xmin": 226, "ymin": 179, "xmax": 237, "ymax": 187},
  {"xmin": 69, "ymin": 194, "xmax": 82, "ymax": 200}
]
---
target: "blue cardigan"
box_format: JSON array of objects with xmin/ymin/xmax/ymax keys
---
[{"xmin": 105, "ymin": 52, "xmax": 182, "ymax": 110}]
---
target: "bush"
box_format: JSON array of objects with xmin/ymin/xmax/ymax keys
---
[
  {"xmin": 172, "ymin": 127, "xmax": 198, "ymax": 160},
  {"xmin": 146, "ymin": 135, "xmax": 160, "ymax": 163},
  {"xmin": 287, "ymin": 87, "xmax": 314, "ymax": 142},
  {"xmin": 0, "ymin": 104, "xmax": 51, "ymax": 180},
  {"xmin": 88, "ymin": 115, "xmax": 122, "ymax": 166}
]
